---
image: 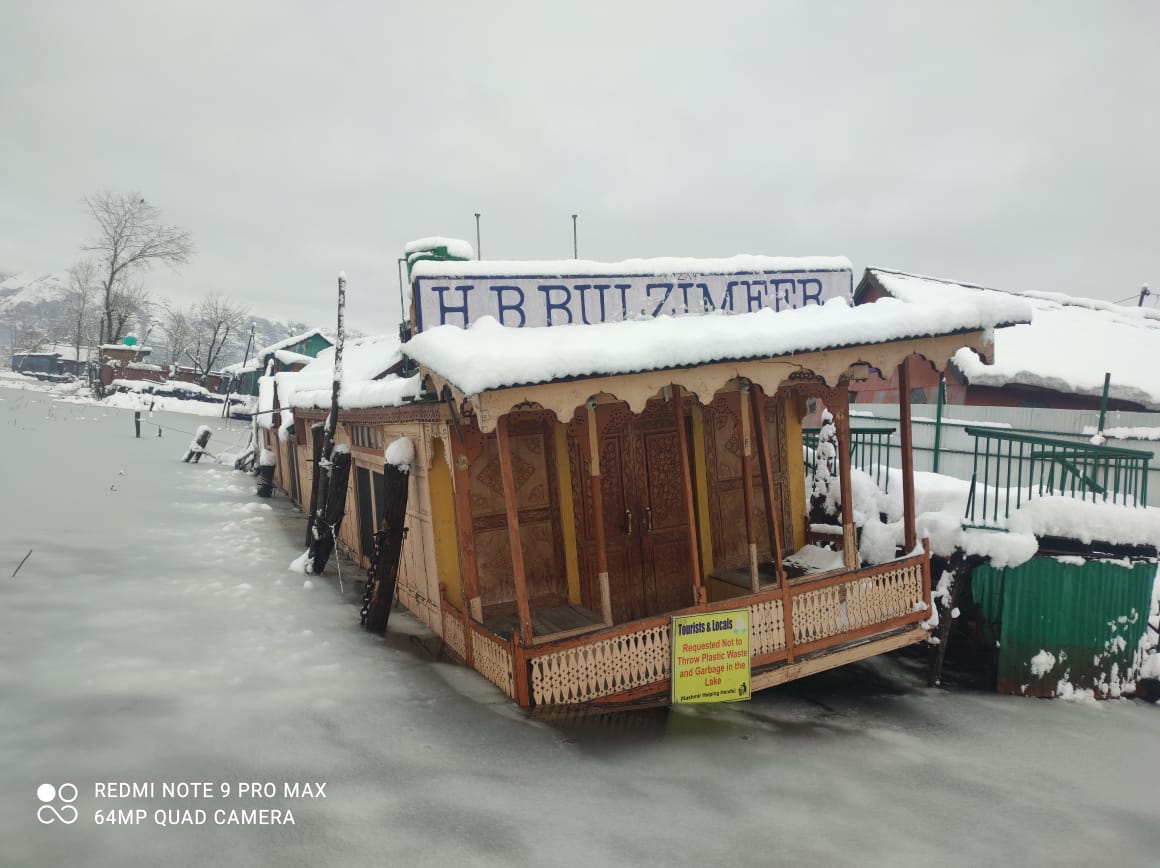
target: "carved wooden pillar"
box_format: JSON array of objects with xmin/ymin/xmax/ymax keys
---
[
  {"xmin": 738, "ymin": 383, "xmax": 760, "ymax": 592},
  {"xmin": 671, "ymin": 385, "xmax": 705, "ymax": 604},
  {"xmin": 750, "ymin": 385, "xmax": 786, "ymax": 583},
  {"xmin": 496, "ymin": 414, "xmax": 534, "ymax": 645},
  {"xmin": 585, "ymin": 400, "xmax": 613, "ymax": 625},
  {"xmin": 897, "ymin": 357, "xmax": 918, "ymax": 552}
]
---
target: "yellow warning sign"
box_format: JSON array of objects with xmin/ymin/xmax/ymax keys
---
[{"xmin": 671, "ymin": 608, "xmax": 751, "ymax": 704}]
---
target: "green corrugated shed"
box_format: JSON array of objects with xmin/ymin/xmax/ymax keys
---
[{"xmin": 972, "ymin": 557, "xmax": 1156, "ymax": 698}]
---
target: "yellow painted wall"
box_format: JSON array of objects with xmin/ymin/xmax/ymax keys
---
[
  {"xmin": 554, "ymin": 423, "xmax": 582, "ymax": 605},
  {"xmin": 428, "ymin": 437, "xmax": 463, "ymax": 610}
]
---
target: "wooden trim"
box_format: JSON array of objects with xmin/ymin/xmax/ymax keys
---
[
  {"xmin": 511, "ymin": 629, "xmax": 531, "ymax": 707},
  {"xmin": 671, "ymin": 385, "xmax": 705, "ymax": 603},
  {"xmin": 496, "ymin": 415, "xmax": 534, "ymax": 645},
  {"xmin": 751, "ymin": 626, "xmax": 929, "ymax": 692},
  {"xmin": 586, "ymin": 403, "xmax": 614, "ymax": 625},
  {"xmin": 738, "ymin": 384, "xmax": 760, "ymax": 593},
  {"xmin": 790, "ymin": 611, "xmax": 926, "ymax": 657},
  {"xmin": 898, "ymin": 358, "xmax": 917, "ymax": 551},
  {"xmin": 530, "ymin": 621, "xmax": 607, "ymax": 646}
]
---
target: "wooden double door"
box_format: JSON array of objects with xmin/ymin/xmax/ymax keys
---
[{"xmin": 571, "ymin": 400, "xmax": 695, "ymax": 623}]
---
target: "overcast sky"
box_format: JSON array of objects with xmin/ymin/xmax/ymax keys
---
[{"xmin": 2, "ymin": 1, "xmax": 1157, "ymax": 335}]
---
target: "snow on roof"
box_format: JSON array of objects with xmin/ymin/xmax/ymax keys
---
[
  {"xmin": 411, "ymin": 253, "xmax": 852, "ymax": 279},
  {"xmin": 405, "ymin": 292, "xmax": 1029, "ymax": 396},
  {"xmin": 267, "ymin": 334, "xmax": 417, "ymax": 419},
  {"xmin": 273, "ymin": 348, "xmax": 313, "ymax": 367},
  {"xmin": 404, "ymin": 236, "xmax": 474, "ymax": 259},
  {"xmin": 221, "ymin": 329, "xmax": 331, "ymax": 374},
  {"xmin": 866, "ymin": 268, "xmax": 1160, "ymax": 409}
]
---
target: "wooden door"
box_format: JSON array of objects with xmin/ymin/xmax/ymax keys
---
[{"xmin": 571, "ymin": 400, "xmax": 694, "ymax": 623}]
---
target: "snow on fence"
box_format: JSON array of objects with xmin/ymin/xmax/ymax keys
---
[{"xmin": 847, "ymin": 403, "xmax": 1159, "ymax": 507}]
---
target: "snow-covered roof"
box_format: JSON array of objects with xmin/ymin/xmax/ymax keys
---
[
  {"xmin": 221, "ymin": 329, "xmax": 330, "ymax": 374},
  {"xmin": 404, "ymin": 236, "xmax": 474, "ymax": 259},
  {"xmin": 410, "ymin": 253, "xmax": 852, "ymax": 279},
  {"xmin": 405, "ymin": 291, "xmax": 1029, "ymax": 397},
  {"xmin": 263, "ymin": 335, "xmax": 418, "ymax": 428},
  {"xmin": 863, "ymin": 268, "xmax": 1160, "ymax": 409},
  {"xmin": 273, "ymin": 348, "xmax": 313, "ymax": 367}
]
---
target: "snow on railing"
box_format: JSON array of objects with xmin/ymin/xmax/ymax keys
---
[{"xmin": 963, "ymin": 426, "xmax": 1152, "ymax": 527}]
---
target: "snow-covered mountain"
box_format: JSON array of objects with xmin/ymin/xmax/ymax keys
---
[{"xmin": 0, "ymin": 271, "xmax": 70, "ymax": 313}]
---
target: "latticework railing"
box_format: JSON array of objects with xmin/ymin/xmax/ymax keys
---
[
  {"xmin": 749, "ymin": 597, "xmax": 786, "ymax": 656},
  {"xmin": 804, "ymin": 425, "xmax": 896, "ymax": 491},
  {"xmin": 529, "ymin": 622, "xmax": 671, "ymax": 705},
  {"xmin": 843, "ymin": 563, "xmax": 923, "ymax": 629},
  {"xmin": 441, "ymin": 608, "xmax": 467, "ymax": 660},
  {"xmin": 471, "ymin": 629, "xmax": 515, "ymax": 698}
]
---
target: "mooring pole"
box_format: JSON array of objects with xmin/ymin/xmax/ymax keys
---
[
  {"xmin": 1097, "ymin": 372, "xmax": 1111, "ymax": 434},
  {"xmin": 932, "ymin": 373, "xmax": 946, "ymax": 473},
  {"xmin": 134, "ymin": 411, "xmax": 141, "ymax": 438},
  {"xmin": 304, "ymin": 271, "xmax": 347, "ymax": 575}
]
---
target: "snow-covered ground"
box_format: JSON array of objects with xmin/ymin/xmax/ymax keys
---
[{"xmin": 1, "ymin": 386, "xmax": 1158, "ymax": 868}]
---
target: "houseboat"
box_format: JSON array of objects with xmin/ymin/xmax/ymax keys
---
[{"xmin": 260, "ymin": 241, "xmax": 1028, "ymax": 708}]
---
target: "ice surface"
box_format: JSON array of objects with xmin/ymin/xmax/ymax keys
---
[{"xmin": 1, "ymin": 385, "xmax": 1158, "ymax": 868}]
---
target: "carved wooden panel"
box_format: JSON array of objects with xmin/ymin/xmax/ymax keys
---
[
  {"xmin": 469, "ymin": 412, "xmax": 567, "ymax": 612},
  {"xmin": 568, "ymin": 399, "xmax": 696, "ymax": 623},
  {"xmin": 705, "ymin": 390, "xmax": 794, "ymax": 571}
]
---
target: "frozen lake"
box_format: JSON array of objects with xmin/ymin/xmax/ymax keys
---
[{"xmin": 1, "ymin": 385, "xmax": 1157, "ymax": 867}]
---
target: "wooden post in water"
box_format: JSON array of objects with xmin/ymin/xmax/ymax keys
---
[
  {"xmin": 363, "ymin": 461, "xmax": 410, "ymax": 633},
  {"xmin": 182, "ymin": 427, "xmax": 212, "ymax": 463},
  {"xmin": 134, "ymin": 411, "xmax": 141, "ymax": 438},
  {"xmin": 305, "ymin": 271, "xmax": 349, "ymax": 574}
]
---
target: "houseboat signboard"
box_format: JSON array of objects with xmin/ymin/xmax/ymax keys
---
[{"xmin": 411, "ymin": 257, "xmax": 853, "ymax": 332}]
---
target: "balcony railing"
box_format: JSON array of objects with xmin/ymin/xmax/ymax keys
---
[
  {"xmin": 963, "ymin": 426, "xmax": 1152, "ymax": 528},
  {"xmin": 804, "ymin": 425, "xmax": 896, "ymax": 491}
]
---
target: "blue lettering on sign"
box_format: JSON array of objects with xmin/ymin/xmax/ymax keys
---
[
  {"xmin": 771, "ymin": 278, "xmax": 796, "ymax": 312},
  {"xmin": 703, "ymin": 282, "xmax": 736, "ymax": 313},
  {"xmin": 432, "ymin": 285, "xmax": 471, "ymax": 328},
  {"xmin": 799, "ymin": 278, "xmax": 823, "ymax": 306},
  {"xmin": 491, "ymin": 285, "xmax": 526, "ymax": 327},
  {"xmin": 645, "ymin": 282, "xmax": 674, "ymax": 317},
  {"xmin": 414, "ymin": 269, "xmax": 850, "ymax": 331},
  {"xmin": 615, "ymin": 284, "xmax": 631, "ymax": 319},
  {"xmin": 539, "ymin": 284, "xmax": 573, "ymax": 326}
]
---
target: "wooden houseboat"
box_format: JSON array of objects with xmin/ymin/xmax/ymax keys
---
[{"xmin": 261, "ymin": 245, "xmax": 1028, "ymax": 709}]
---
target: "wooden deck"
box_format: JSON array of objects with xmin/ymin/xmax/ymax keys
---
[{"xmin": 485, "ymin": 604, "xmax": 604, "ymax": 641}]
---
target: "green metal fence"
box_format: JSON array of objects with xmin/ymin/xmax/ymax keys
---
[
  {"xmin": 972, "ymin": 557, "xmax": 1156, "ymax": 697},
  {"xmin": 963, "ymin": 426, "xmax": 1152, "ymax": 528},
  {"xmin": 803, "ymin": 426, "xmax": 896, "ymax": 491}
]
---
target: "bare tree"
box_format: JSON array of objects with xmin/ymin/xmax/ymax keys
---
[
  {"xmin": 82, "ymin": 191, "xmax": 194, "ymax": 345},
  {"xmin": 64, "ymin": 258, "xmax": 100, "ymax": 366},
  {"xmin": 159, "ymin": 302, "xmax": 195, "ymax": 369},
  {"xmin": 186, "ymin": 293, "xmax": 250, "ymax": 383},
  {"xmin": 108, "ymin": 280, "xmax": 153, "ymax": 347}
]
